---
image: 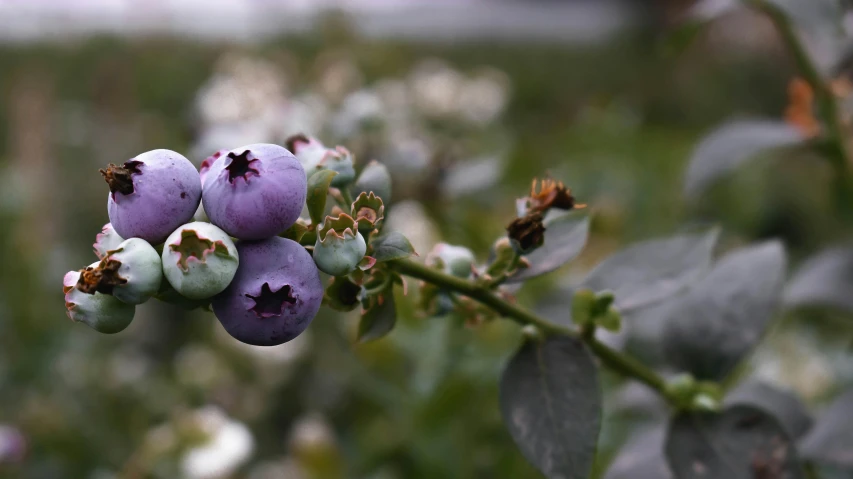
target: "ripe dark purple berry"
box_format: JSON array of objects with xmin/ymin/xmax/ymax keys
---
[
  {"xmin": 202, "ymin": 144, "xmax": 306, "ymax": 240},
  {"xmin": 212, "ymin": 237, "xmax": 322, "ymax": 346},
  {"xmin": 102, "ymin": 149, "xmax": 202, "ymax": 244}
]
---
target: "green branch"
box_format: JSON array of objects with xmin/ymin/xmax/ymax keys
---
[
  {"xmin": 388, "ymin": 257, "xmax": 677, "ymax": 404},
  {"xmin": 752, "ymin": 0, "xmax": 853, "ymax": 213}
]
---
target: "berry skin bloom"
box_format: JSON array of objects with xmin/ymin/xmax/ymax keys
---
[
  {"xmin": 212, "ymin": 237, "xmax": 322, "ymax": 346},
  {"xmin": 102, "ymin": 149, "xmax": 202, "ymax": 244},
  {"xmin": 162, "ymin": 222, "xmax": 239, "ymax": 300},
  {"xmin": 202, "ymin": 143, "xmax": 306, "ymax": 240},
  {"xmin": 64, "ymin": 267, "xmax": 135, "ymax": 334}
]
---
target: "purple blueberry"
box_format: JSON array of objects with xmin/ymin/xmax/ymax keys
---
[
  {"xmin": 202, "ymin": 143, "xmax": 306, "ymax": 240},
  {"xmin": 199, "ymin": 149, "xmax": 228, "ymax": 186},
  {"xmin": 102, "ymin": 149, "xmax": 202, "ymax": 244},
  {"xmin": 212, "ymin": 237, "xmax": 322, "ymax": 346}
]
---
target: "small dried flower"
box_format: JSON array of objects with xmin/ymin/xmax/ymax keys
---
[
  {"xmin": 528, "ymin": 177, "xmax": 585, "ymax": 213},
  {"xmin": 507, "ymin": 212, "xmax": 546, "ymax": 253},
  {"xmin": 351, "ymin": 192, "xmax": 385, "ymax": 233}
]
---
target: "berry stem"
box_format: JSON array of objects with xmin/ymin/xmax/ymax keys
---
[
  {"xmin": 340, "ymin": 187, "xmax": 354, "ymax": 209},
  {"xmin": 751, "ymin": 0, "xmax": 853, "ymax": 219},
  {"xmin": 388, "ymin": 257, "xmax": 677, "ymax": 404}
]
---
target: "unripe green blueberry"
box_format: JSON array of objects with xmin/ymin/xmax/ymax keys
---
[
  {"xmin": 286, "ymin": 135, "xmax": 326, "ymax": 176},
  {"xmin": 102, "ymin": 238, "xmax": 163, "ymax": 304},
  {"xmin": 354, "ymin": 160, "xmax": 392, "ymax": 203},
  {"xmin": 93, "ymin": 223, "xmax": 125, "ymax": 260},
  {"xmin": 351, "ymin": 192, "xmax": 384, "ymax": 234},
  {"xmin": 63, "ymin": 267, "xmax": 135, "ymax": 334},
  {"xmin": 313, "ymin": 214, "xmax": 366, "ymax": 276},
  {"xmin": 320, "ymin": 146, "xmax": 356, "ymax": 187},
  {"xmin": 288, "ymin": 135, "xmax": 356, "ymax": 187},
  {"xmin": 428, "ymin": 243, "xmax": 475, "ymax": 278},
  {"xmin": 162, "ymin": 222, "xmax": 239, "ymax": 300}
]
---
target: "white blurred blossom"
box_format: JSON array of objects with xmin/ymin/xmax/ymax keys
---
[
  {"xmin": 288, "ymin": 413, "xmax": 336, "ymax": 451},
  {"xmin": 196, "ymin": 55, "xmax": 287, "ymax": 127},
  {"xmin": 457, "ymin": 69, "xmax": 510, "ymax": 125},
  {"xmin": 409, "ymin": 59, "xmax": 465, "ymax": 118},
  {"xmin": 316, "ymin": 55, "xmax": 364, "ymax": 104},
  {"xmin": 753, "ymin": 335, "xmax": 834, "ymax": 401},
  {"xmin": 180, "ymin": 406, "xmax": 254, "ymax": 479}
]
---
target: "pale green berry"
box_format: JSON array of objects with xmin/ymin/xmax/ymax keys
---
[
  {"xmin": 103, "ymin": 238, "xmax": 163, "ymax": 305},
  {"xmin": 64, "ymin": 268, "xmax": 135, "ymax": 334},
  {"xmin": 428, "ymin": 243, "xmax": 475, "ymax": 278},
  {"xmin": 93, "ymin": 223, "xmax": 125, "ymax": 259},
  {"xmin": 313, "ymin": 214, "xmax": 366, "ymax": 276},
  {"xmin": 162, "ymin": 222, "xmax": 239, "ymax": 300}
]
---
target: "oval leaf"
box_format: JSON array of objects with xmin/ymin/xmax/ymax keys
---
[
  {"xmin": 357, "ymin": 293, "xmax": 397, "ymax": 342},
  {"xmin": 605, "ymin": 426, "xmax": 671, "ymax": 479},
  {"xmin": 307, "ymin": 169, "xmax": 338, "ymax": 225},
  {"xmin": 784, "ymin": 246, "xmax": 853, "ymax": 313},
  {"xmin": 371, "ymin": 231, "xmax": 416, "ymax": 262},
  {"xmin": 580, "ymin": 228, "xmax": 720, "ymax": 312},
  {"xmin": 666, "ymin": 405, "xmax": 805, "ymax": 479},
  {"xmin": 799, "ymin": 389, "xmax": 853, "ymax": 468},
  {"xmin": 506, "ymin": 214, "xmax": 590, "ymax": 283},
  {"xmin": 684, "ymin": 120, "xmax": 807, "ymax": 198},
  {"xmin": 500, "ymin": 336, "xmax": 601, "ymax": 479},
  {"xmin": 662, "ymin": 241, "xmax": 787, "ymax": 381},
  {"xmin": 725, "ymin": 380, "xmax": 813, "ymax": 440}
]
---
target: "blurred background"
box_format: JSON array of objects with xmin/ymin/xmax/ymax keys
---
[{"xmin": 2, "ymin": 0, "xmax": 853, "ymax": 478}]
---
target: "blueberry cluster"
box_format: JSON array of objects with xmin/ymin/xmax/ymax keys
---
[{"xmin": 62, "ymin": 142, "xmax": 360, "ymax": 346}]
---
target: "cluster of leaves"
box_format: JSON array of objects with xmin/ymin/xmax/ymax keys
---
[
  {"xmin": 478, "ymin": 2, "xmax": 853, "ymax": 478},
  {"xmin": 289, "ymin": 162, "xmax": 418, "ymax": 343}
]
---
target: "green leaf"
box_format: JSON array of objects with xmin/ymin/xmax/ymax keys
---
[
  {"xmin": 605, "ymin": 426, "xmax": 671, "ymax": 479},
  {"xmin": 784, "ymin": 246, "xmax": 853, "ymax": 313},
  {"xmin": 371, "ymin": 231, "xmax": 416, "ymax": 262},
  {"xmin": 499, "ymin": 336, "xmax": 601, "ymax": 479},
  {"xmin": 307, "ymin": 169, "xmax": 338, "ymax": 225},
  {"xmin": 323, "ymin": 277, "xmax": 363, "ymax": 312},
  {"xmin": 684, "ymin": 120, "xmax": 807, "ymax": 198},
  {"xmin": 506, "ymin": 213, "xmax": 590, "ymax": 283},
  {"xmin": 662, "ymin": 241, "xmax": 787, "ymax": 381},
  {"xmin": 580, "ymin": 228, "xmax": 720, "ymax": 312},
  {"xmin": 280, "ymin": 221, "xmax": 309, "ymax": 243},
  {"xmin": 665, "ymin": 405, "xmax": 805, "ymax": 479},
  {"xmin": 725, "ymin": 380, "xmax": 813, "ymax": 439},
  {"xmin": 799, "ymin": 389, "xmax": 853, "ymax": 468},
  {"xmin": 357, "ymin": 292, "xmax": 397, "ymax": 342}
]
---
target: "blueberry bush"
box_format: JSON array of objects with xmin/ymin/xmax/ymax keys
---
[{"xmin": 2, "ymin": 1, "xmax": 853, "ymax": 478}]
